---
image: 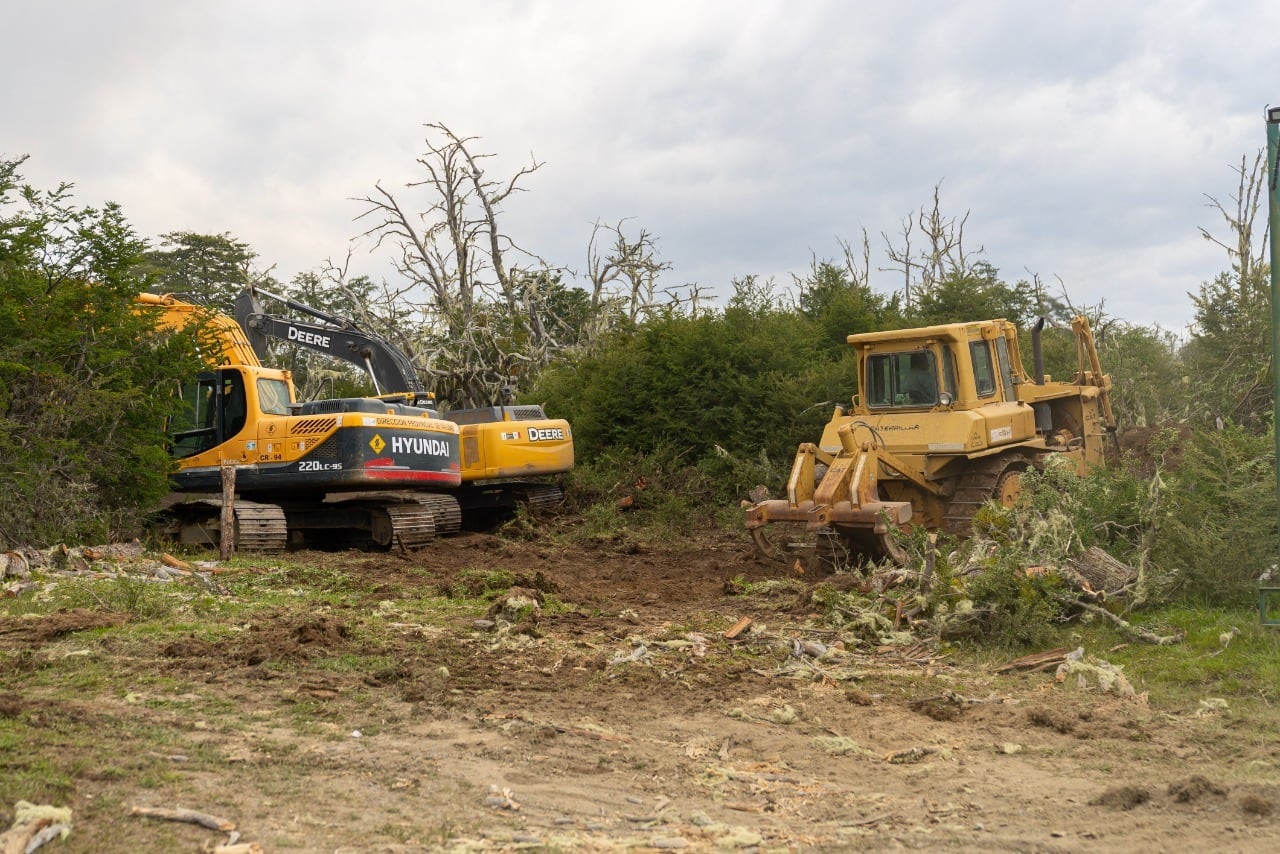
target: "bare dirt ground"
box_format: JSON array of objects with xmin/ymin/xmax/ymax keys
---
[{"xmin": 3, "ymin": 527, "xmax": 1279, "ymax": 852}]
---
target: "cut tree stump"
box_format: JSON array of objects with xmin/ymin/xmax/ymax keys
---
[{"xmin": 1064, "ymin": 547, "xmax": 1137, "ymax": 594}]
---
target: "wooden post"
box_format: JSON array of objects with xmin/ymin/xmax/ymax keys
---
[
  {"xmin": 919, "ymin": 532, "xmax": 938, "ymax": 595},
  {"xmin": 220, "ymin": 462, "xmax": 235, "ymax": 561}
]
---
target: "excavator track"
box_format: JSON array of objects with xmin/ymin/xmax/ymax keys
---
[
  {"xmin": 382, "ymin": 503, "xmax": 436, "ymax": 551},
  {"xmin": 232, "ymin": 501, "xmax": 288, "ymax": 553},
  {"xmin": 520, "ymin": 484, "xmax": 565, "ymax": 512},
  {"xmin": 415, "ymin": 493, "xmax": 463, "ymax": 535}
]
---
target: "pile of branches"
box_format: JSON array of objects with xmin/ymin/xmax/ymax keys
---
[{"xmin": 807, "ymin": 525, "xmax": 1179, "ymax": 648}]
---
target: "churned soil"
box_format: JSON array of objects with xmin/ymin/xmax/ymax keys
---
[{"xmin": 2, "ymin": 528, "xmax": 1277, "ymax": 851}]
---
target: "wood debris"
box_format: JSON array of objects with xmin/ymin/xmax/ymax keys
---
[
  {"xmin": 129, "ymin": 805, "xmax": 236, "ymax": 831},
  {"xmin": 483, "ymin": 785, "xmax": 520, "ymax": 811},
  {"xmin": 1065, "ymin": 546, "xmax": 1138, "ymax": 594},
  {"xmin": 161, "ymin": 553, "xmax": 193, "ymax": 571},
  {"xmin": 883, "ymin": 745, "xmax": 950, "ymax": 764},
  {"xmin": 0, "ymin": 802, "xmax": 72, "ymax": 854},
  {"xmin": 1056, "ymin": 597, "xmax": 1182, "ymax": 645},
  {"xmin": 995, "ymin": 647, "xmax": 1069, "ymax": 674}
]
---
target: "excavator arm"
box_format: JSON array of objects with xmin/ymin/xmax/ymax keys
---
[
  {"xmin": 233, "ymin": 286, "xmax": 427, "ymax": 402},
  {"xmin": 231, "ymin": 286, "xmax": 574, "ymax": 500}
]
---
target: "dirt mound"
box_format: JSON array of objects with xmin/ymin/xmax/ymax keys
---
[
  {"xmin": 1093, "ymin": 785, "xmax": 1151, "ymax": 810},
  {"xmin": 1169, "ymin": 775, "xmax": 1228, "ymax": 803},
  {"xmin": 0, "ymin": 608, "xmax": 129, "ymax": 645},
  {"xmin": 1118, "ymin": 424, "xmax": 1191, "ymax": 474}
]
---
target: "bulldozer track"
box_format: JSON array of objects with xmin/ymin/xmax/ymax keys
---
[
  {"xmin": 940, "ymin": 453, "xmax": 1033, "ymax": 536},
  {"xmin": 233, "ymin": 502, "xmax": 288, "ymax": 553},
  {"xmin": 385, "ymin": 504, "xmax": 436, "ymax": 551}
]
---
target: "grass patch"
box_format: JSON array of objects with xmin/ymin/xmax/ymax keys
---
[
  {"xmin": 947, "ymin": 602, "xmax": 1280, "ymax": 716},
  {"xmin": 443, "ymin": 567, "xmax": 517, "ymax": 600},
  {"xmin": 1099, "ymin": 605, "xmax": 1280, "ymax": 703}
]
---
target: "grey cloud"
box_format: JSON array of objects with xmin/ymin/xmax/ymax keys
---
[{"xmin": 6, "ymin": 1, "xmax": 1277, "ymax": 330}]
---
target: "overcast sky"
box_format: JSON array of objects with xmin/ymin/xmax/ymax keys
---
[{"xmin": 7, "ymin": 1, "xmax": 1277, "ymax": 331}]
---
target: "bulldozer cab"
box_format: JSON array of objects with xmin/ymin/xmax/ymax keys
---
[{"xmin": 854, "ymin": 320, "xmax": 1025, "ymax": 413}]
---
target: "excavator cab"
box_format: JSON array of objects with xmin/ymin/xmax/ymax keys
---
[
  {"xmin": 168, "ymin": 367, "xmax": 293, "ymax": 460},
  {"xmin": 169, "ymin": 369, "xmax": 249, "ymax": 459}
]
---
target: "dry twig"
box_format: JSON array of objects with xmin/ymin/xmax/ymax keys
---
[{"xmin": 1056, "ymin": 596, "xmax": 1182, "ymax": 645}]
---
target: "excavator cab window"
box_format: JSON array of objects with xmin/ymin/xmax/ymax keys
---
[
  {"xmin": 866, "ymin": 350, "xmax": 938, "ymax": 408},
  {"xmin": 970, "ymin": 341, "xmax": 997, "ymax": 398},
  {"xmin": 170, "ymin": 373, "xmax": 219, "ymax": 459},
  {"xmin": 168, "ymin": 369, "xmax": 248, "ymax": 459},
  {"xmin": 257, "ymin": 378, "xmax": 291, "ymax": 415},
  {"xmin": 218, "ymin": 370, "xmax": 248, "ymax": 439}
]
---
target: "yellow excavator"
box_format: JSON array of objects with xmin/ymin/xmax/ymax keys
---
[
  {"xmin": 142, "ymin": 288, "xmax": 575, "ymax": 552},
  {"xmin": 746, "ymin": 315, "xmax": 1116, "ymax": 566},
  {"xmin": 141, "ymin": 292, "xmax": 464, "ymax": 552},
  {"xmin": 233, "ymin": 285, "xmax": 574, "ymax": 516}
]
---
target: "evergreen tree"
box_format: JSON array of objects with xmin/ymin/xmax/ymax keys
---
[
  {"xmin": 0, "ymin": 158, "xmax": 203, "ymax": 547},
  {"xmin": 139, "ymin": 230, "xmax": 262, "ymax": 313}
]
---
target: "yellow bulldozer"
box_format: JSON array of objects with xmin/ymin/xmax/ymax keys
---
[{"xmin": 745, "ymin": 315, "xmax": 1116, "ymax": 566}]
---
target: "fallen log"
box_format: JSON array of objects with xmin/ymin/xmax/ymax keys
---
[
  {"xmin": 995, "ymin": 647, "xmax": 1069, "ymax": 674},
  {"xmin": 161, "ymin": 553, "xmax": 193, "ymax": 571},
  {"xmin": 1064, "ymin": 547, "xmax": 1137, "ymax": 594},
  {"xmin": 129, "ymin": 805, "xmax": 236, "ymax": 831}
]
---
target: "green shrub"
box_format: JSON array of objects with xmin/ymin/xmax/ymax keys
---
[
  {"xmin": 0, "ymin": 160, "xmax": 205, "ymax": 547},
  {"xmin": 1149, "ymin": 425, "xmax": 1278, "ymax": 606}
]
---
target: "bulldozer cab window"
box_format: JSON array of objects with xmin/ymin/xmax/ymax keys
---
[
  {"xmin": 866, "ymin": 350, "xmax": 938, "ymax": 408},
  {"xmin": 941, "ymin": 346, "xmax": 958, "ymax": 400},
  {"xmin": 257, "ymin": 378, "xmax": 291, "ymax": 415},
  {"xmin": 970, "ymin": 341, "xmax": 997, "ymax": 398},
  {"xmin": 994, "ymin": 336, "xmax": 1016, "ymax": 400}
]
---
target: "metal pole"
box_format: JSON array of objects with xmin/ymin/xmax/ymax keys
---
[{"xmin": 1268, "ymin": 106, "xmax": 1280, "ymax": 545}]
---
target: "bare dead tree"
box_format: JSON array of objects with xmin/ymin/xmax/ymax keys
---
[
  {"xmin": 881, "ymin": 182, "xmax": 984, "ymax": 310},
  {"xmin": 1199, "ymin": 150, "xmax": 1267, "ymax": 295},
  {"xmin": 1189, "ymin": 150, "xmax": 1273, "ymax": 427},
  {"xmin": 683, "ymin": 282, "xmax": 715, "ymax": 316},
  {"xmin": 585, "ymin": 218, "xmax": 673, "ymax": 323},
  {"xmin": 881, "ymin": 213, "xmax": 918, "ymax": 308},
  {"xmin": 917, "ymin": 183, "xmax": 981, "ymax": 285},
  {"xmin": 354, "ymin": 123, "xmax": 556, "ymax": 407},
  {"xmin": 837, "ymin": 228, "xmax": 872, "ymax": 289}
]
